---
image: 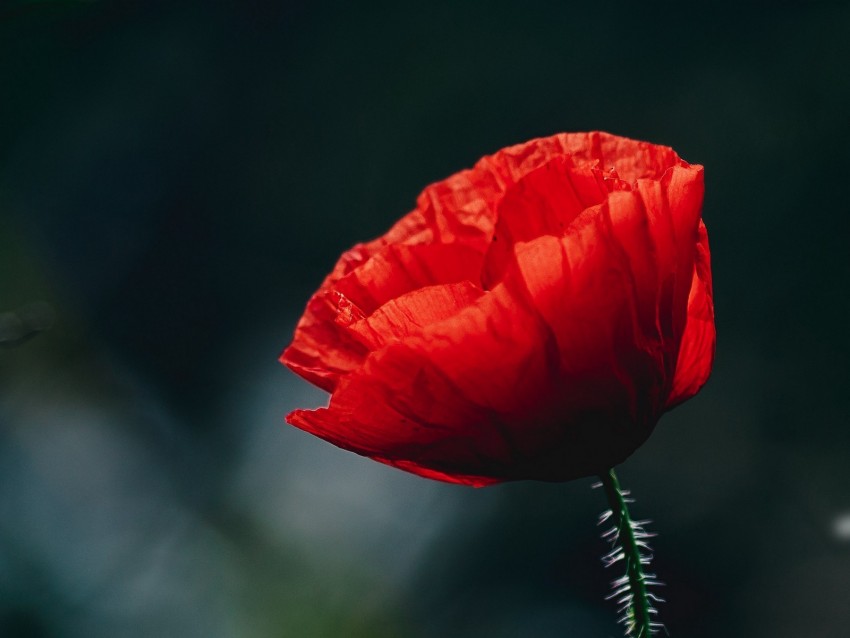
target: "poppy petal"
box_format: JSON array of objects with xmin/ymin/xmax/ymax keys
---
[
  {"xmin": 558, "ymin": 131, "xmax": 685, "ymax": 182},
  {"xmin": 482, "ymin": 155, "xmax": 609, "ymax": 287},
  {"xmin": 286, "ymin": 340, "xmax": 518, "ymax": 487},
  {"xmin": 333, "ymin": 243, "xmax": 485, "ymax": 314},
  {"xmin": 281, "ymin": 242, "xmax": 485, "ymax": 389},
  {"xmin": 343, "ymin": 281, "xmax": 484, "ymax": 350},
  {"xmin": 288, "ymin": 283, "xmax": 565, "ymax": 483},
  {"xmin": 667, "ymin": 220, "xmax": 715, "ymax": 408},
  {"xmin": 504, "ymin": 206, "xmax": 666, "ymax": 429},
  {"xmin": 279, "ymin": 290, "xmax": 370, "ymax": 392}
]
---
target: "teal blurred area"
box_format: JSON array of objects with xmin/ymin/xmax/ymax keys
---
[{"xmin": 1, "ymin": 2, "xmax": 849, "ymax": 636}]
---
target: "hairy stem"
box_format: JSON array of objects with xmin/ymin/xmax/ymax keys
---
[{"xmin": 599, "ymin": 468, "xmax": 654, "ymax": 637}]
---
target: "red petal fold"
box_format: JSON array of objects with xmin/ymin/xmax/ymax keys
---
[
  {"xmin": 504, "ymin": 206, "xmax": 667, "ymax": 432},
  {"xmin": 287, "ymin": 283, "xmax": 566, "ymax": 483},
  {"xmin": 344, "ymin": 281, "xmax": 484, "ymax": 350},
  {"xmin": 333, "ymin": 243, "xmax": 485, "ymax": 315},
  {"xmin": 281, "ymin": 242, "xmax": 485, "ymax": 389},
  {"xmin": 278, "ymin": 290, "xmax": 369, "ymax": 392},
  {"xmin": 666, "ymin": 220, "xmax": 715, "ymax": 408},
  {"xmin": 481, "ymin": 155, "xmax": 609, "ymax": 287},
  {"xmin": 557, "ymin": 131, "xmax": 686, "ymax": 182}
]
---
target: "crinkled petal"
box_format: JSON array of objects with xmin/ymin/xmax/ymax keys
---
[
  {"xmin": 504, "ymin": 206, "xmax": 667, "ymax": 435},
  {"xmin": 287, "ymin": 283, "xmax": 568, "ymax": 484},
  {"xmin": 344, "ymin": 281, "xmax": 484, "ymax": 350},
  {"xmin": 278, "ymin": 291, "xmax": 369, "ymax": 392},
  {"xmin": 333, "ymin": 243, "xmax": 485, "ymax": 314},
  {"xmin": 602, "ymin": 164, "xmax": 705, "ymax": 400},
  {"xmin": 633, "ymin": 165, "xmax": 705, "ymax": 377},
  {"xmin": 415, "ymin": 168, "xmax": 501, "ymax": 247},
  {"xmin": 482, "ymin": 155, "xmax": 609, "ymax": 287},
  {"xmin": 557, "ymin": 131, "xmax": 686, "ymax": 182},
  {"xmin": 666, "ymin": 220, "xmax": 715, "ymax": 408},
  {"xmin": 287, "ymin": 351, "xmax": 505, "ymax": 487},
  {"xmin": 281, "ymin": 242, "xmax": 485, "ymax": 389},
  {"xmin": 606, "ymin": 189, "xmax": 664, "ymax": 343}
]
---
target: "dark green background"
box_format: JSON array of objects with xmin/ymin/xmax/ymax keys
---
[{"xmin": 2, "ymin": 2, "xmax": 848, "ymax": 636}]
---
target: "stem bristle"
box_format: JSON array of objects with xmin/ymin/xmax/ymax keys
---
[{"xmin": 597, "ymin": 469, "xmax": 667, "ymax": 637}]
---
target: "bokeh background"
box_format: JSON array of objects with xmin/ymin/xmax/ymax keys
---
[{"xmin": 1, "ymin": 1, "xmax": 849, "ymax": 636}]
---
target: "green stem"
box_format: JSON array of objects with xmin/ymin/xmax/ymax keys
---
[{"xmin": 599, "ymin": 468, "xmax": 655, "ymax": 637}]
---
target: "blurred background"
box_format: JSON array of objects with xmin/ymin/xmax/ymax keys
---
[{"xmin": 1, "ymin": 1, "xmax": 848, "ymax": 636}]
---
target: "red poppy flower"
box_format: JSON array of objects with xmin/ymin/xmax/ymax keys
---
[{"xmin": 281, "ymin": 132, "xmax": 714, "ymax": 487}]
